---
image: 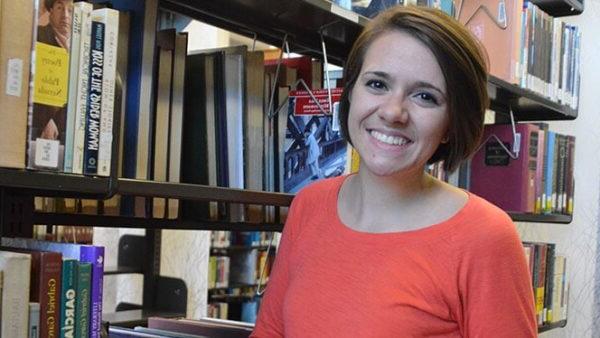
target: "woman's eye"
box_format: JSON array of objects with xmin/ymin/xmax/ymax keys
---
[
  {"xmin": 416, "ymin": 92, "xmax": 438, "ymax": 104},
  {"xmin": 365, "ymin": 80, "xmax": 387, "ymax": 90}
]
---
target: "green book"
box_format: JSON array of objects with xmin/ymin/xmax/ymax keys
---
[
  {"xmin": 60, "ymin": 259, "xmax": 78, "ymax": 338},
  {"xmin": 75, "ymin": 262, "xmax": 91, "ymax": 338}
]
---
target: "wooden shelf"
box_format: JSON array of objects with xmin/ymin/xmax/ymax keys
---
[
  {"xmin": 508, "ymin": 212, "xmax": 572, "ymax": 224},
  {"xmin": 538, "ymin": 319, "xmax": 567, "ymax": 333}
]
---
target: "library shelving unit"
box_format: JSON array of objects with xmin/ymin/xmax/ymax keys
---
[{"xmin": 0, "ymin": 0, "xmax": 579, "ymax": 332}]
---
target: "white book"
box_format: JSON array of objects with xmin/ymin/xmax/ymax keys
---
[
  {"xmin": 29, "ymin": 302, "xmax": 40, "ymax": 338},
  {"xmin": 93, "ymin": 8, "xmax": 120, "ymax": 177},
  {"xmin": 71, "ymin": 2, "xmax": 93, "ymax": 174},
  {"xmin": 0, "ymin": 250, "xmax": 31, "ymax": 338}
]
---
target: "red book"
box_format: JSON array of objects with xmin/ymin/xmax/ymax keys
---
[{"xmin": 470, "ymin": 123, "xmax": 540, "ymax": 213}]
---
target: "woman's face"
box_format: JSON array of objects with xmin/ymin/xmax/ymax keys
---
[{"xmin": 348, "ymin": 30, "xmax": 449, "ymax": 177}]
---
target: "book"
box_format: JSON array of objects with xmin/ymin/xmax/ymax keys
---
[
  {"xmin": 29, "ymin": 302, "xmax": 41, "ymax": 338},
  {"xmin": 60, "ymin": 259, "xmax": 77, "ymax": 338},
  {"xmin": 147, "ymin": 317, "xmax": 254, "ymax": 338},
  {"xmin": 470, "ymin": 123, "xmax": 539, "ymax": 213},
  {"xmin": 94, "ymin": 8, "xmax": 120, "ymax": 177},
  {"xmin": 83, "ymin": 19, "xmax": 105, "ymax": 175},
  {"xmin": 1, "ymin": 238, "xmax": 105, "ymax": 338},
  {"xmin": 284, "ymin": 88, "xmax": 348, "ymax": 193},
  {"xmin": 458, "ymin": 0, "xmax": 524, "ymax": 84},
  {"xmin": 27, "ymin": 0, "xmax": 74, "ymax": 171},
  {"xmin": 0, "ymin": 0, "xmax": 35, "ymax": 169},
  {"xmin": 75, "ymin": 262, "xmax": 91, "ymax": 338},
  {"xmin": 65, "ymin": 1, "xmax": 93, "ymax": 173},
  {"xmin": 0, "ymin": 250, "xmax": 32, "ymax": 338}
]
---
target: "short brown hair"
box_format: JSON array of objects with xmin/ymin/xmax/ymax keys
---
[{"xmin": 338, "ymin": 6, "xmax": 488, "ymax": 172}]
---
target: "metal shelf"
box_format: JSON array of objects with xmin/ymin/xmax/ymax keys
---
[
  {"xmin": 538, "ymin": 319, "xmax": 567, "ymax": 333},
  {"xmin": 0, "ymin": 168, "xmax": 114, "ymax": 198},
  {"xmin": 488, "ymin": 76, "xmax": 578, "ymax": 121},
  {"xmin": 162, "ymin": 0, "xmax": 578, "ymax": 122},
  {"xmin": 508, "ymin": 212, "xmax": 572, "ymax": 224},
  {"xmin": 33, "ymin": 212, "xmax": 285, "ymax": 232},
  {"xmin": 531, "ymin": 0, "xmax": 583, "ymax": 17},
  {"xmin": 162, "ymin": 0, "xmax": 367, "ymax": 66},
  {"xmin": 104, "ymin": 309, "xmax": 184, "ymax": 328}
]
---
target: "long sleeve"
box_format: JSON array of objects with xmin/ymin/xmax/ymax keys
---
[
  {"xmin": 457, "ymin": 212, "xmax": 537, "ymax": 338},
  {"xmin": 250, "ymin": 196, "xmax": 304, "ymax": 337}
]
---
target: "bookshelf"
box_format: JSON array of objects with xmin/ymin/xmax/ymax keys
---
[{"xmin": 0, "ymin": 0, "xmax": 581, "ymax": 333}]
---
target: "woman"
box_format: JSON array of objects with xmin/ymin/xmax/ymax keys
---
[{"xmin": 252, "ymin": 5, "xmax": 536, "ymax": 337}]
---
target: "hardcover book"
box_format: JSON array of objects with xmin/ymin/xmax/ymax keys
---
[
  {"xmin": 0, "ymin": 0, "xmax": 35, "ymax": 169},
  {"xmin": 470, "ymin": 123, "xmax": 539, "ymax": 213}
]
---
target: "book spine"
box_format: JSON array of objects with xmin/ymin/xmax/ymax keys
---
[
  {"xmin": 0, "ymin": 252, "xmax": 32, "ymax": 338},
  {"xmin": 0, "ymin": 0, "xmax": 36, "ymax": 169},
  {"xmin": 72, "ymin": 2, "xmax": 93, "ymax": 174},
  {"xmin": 29, "ymin": 302, "xmax": 40, "ymax": 338},
  {"xmin": 64, "ymin": 4, "xmax": 84, "ymax": 172},
  {"xmin": 60, "ymin": 259, "xmax": 77, "ymax": 338},
  {"xmin": 79, "ymin": 246, "xmax": 104, "ymax": 338},
  {"xmin": 543, "ymin": 244, "xmax": 556, "ymax": 323},
  {"xmin": 75, "ymin": 262, "xmax": 91, "ymax": 338},
  {"xmin": 39, "ymin": 252, "xmax": 62, "ymax": 338},
  {"xmin": 83, "ymin": 21, "xmax": 105, "ymax": 176},
  {"xmin": 95, "ymin": 9, "xmax": 120, "ymax": 177},
  {"xmin": 544, "ymin": 131, "xmax": 555, "ymax": 214}
]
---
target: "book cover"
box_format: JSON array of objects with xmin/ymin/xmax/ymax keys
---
[
  {"xmin": 60, "ymin": 259, "xmax": 77, "ymax": 338},
  {"xmin": 0, "ymin": 0, "xmax": 36, "ymax": 169},
  {"xmin": 1, "ymin": 238, "xmax": 104, "ymax": 338},
  {"xmin": 0, "ymin": 250, "xmax": 32, "ymax": 338},
  {"xmin": 147, "ymin": 317, "xmax": 254, "ymax": 338},
  {"xmin": 543, "ymin": 243, "xmax": 556, "ymax": 324},
  {"xmin": 285, "ymin": 88, "xmax": 348, "ymax": 193},
  {"xmin": 83, "ymin": 20, "xmax": 105, "ymax": 175},
  {"xmin": 27, "ymin": 0, "xmax": 74, "ymax": 171},
  {"xmin": 458, "ymin": 0, "xmax": 524, "ymax": 84},
  {"xmin": 470, "ymin": 123, "xmax": 539, "ymax": 213}
]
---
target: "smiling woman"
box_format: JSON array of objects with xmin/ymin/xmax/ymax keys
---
[{"xmin": 251, "ymin": 6, "xmax": 537, "ymax": 338}]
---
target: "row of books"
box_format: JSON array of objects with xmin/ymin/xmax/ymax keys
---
[
  {"xmin": 209, "ymin": 288, "xmax": 262, "ymax": 323},
  {"xmin": 211, "ymin": 231, "xmax": 273, "ymax": 248},
  {"xmin": 470, "ymin": 123, "xmax": 575, "ymax": 214},
  {"xmin": 0, "ymin": 1, "xmax": 124, "ymax": 174},
  {"xmin": 0, "ymin": 237, "xmax": 104, "ymax": 338},
  {"xmin": 335, "ymin": 0, "xmax": 582, "ymax": 109},
  {"xmin": 523, "ymin": 242, "xmax": 568, "ymax": 325},
  {"xmin": 110, "ymin": 316, "xmax": 254, "ymax": 338},
  {"xmin": 208, "ymin": 249, "xmax": 274, "ymax": 289}
]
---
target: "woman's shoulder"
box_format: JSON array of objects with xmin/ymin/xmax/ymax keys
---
[
  {"xmin": 294, "ymin": 175, "xmax": 347, "ymax": 202},
  {"xmin": 453, "ymin": 192, "xmax": 519, "ymax": 244}
]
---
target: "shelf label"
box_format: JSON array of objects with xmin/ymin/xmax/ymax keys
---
[{"xmin": 6, "ymin": 58, "xmax": 23, "ymax": 97}]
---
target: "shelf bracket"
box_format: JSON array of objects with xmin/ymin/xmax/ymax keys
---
[{"xmin": 0, "ymin": 189, "xmax": 34, "ymax": 238}]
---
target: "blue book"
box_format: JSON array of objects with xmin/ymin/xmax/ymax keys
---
[
  {"xmin": 1, "ymin": 238, "xmax": 105, "ymax": 338},
  {"xmin": 544, "ymin": 131, "xmax": 555, "ymax": 213}
]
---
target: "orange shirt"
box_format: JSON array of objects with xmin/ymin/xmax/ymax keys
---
[{"xmin": 252, "ymin": 175, "xmax": 537, "ymax": 338}]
